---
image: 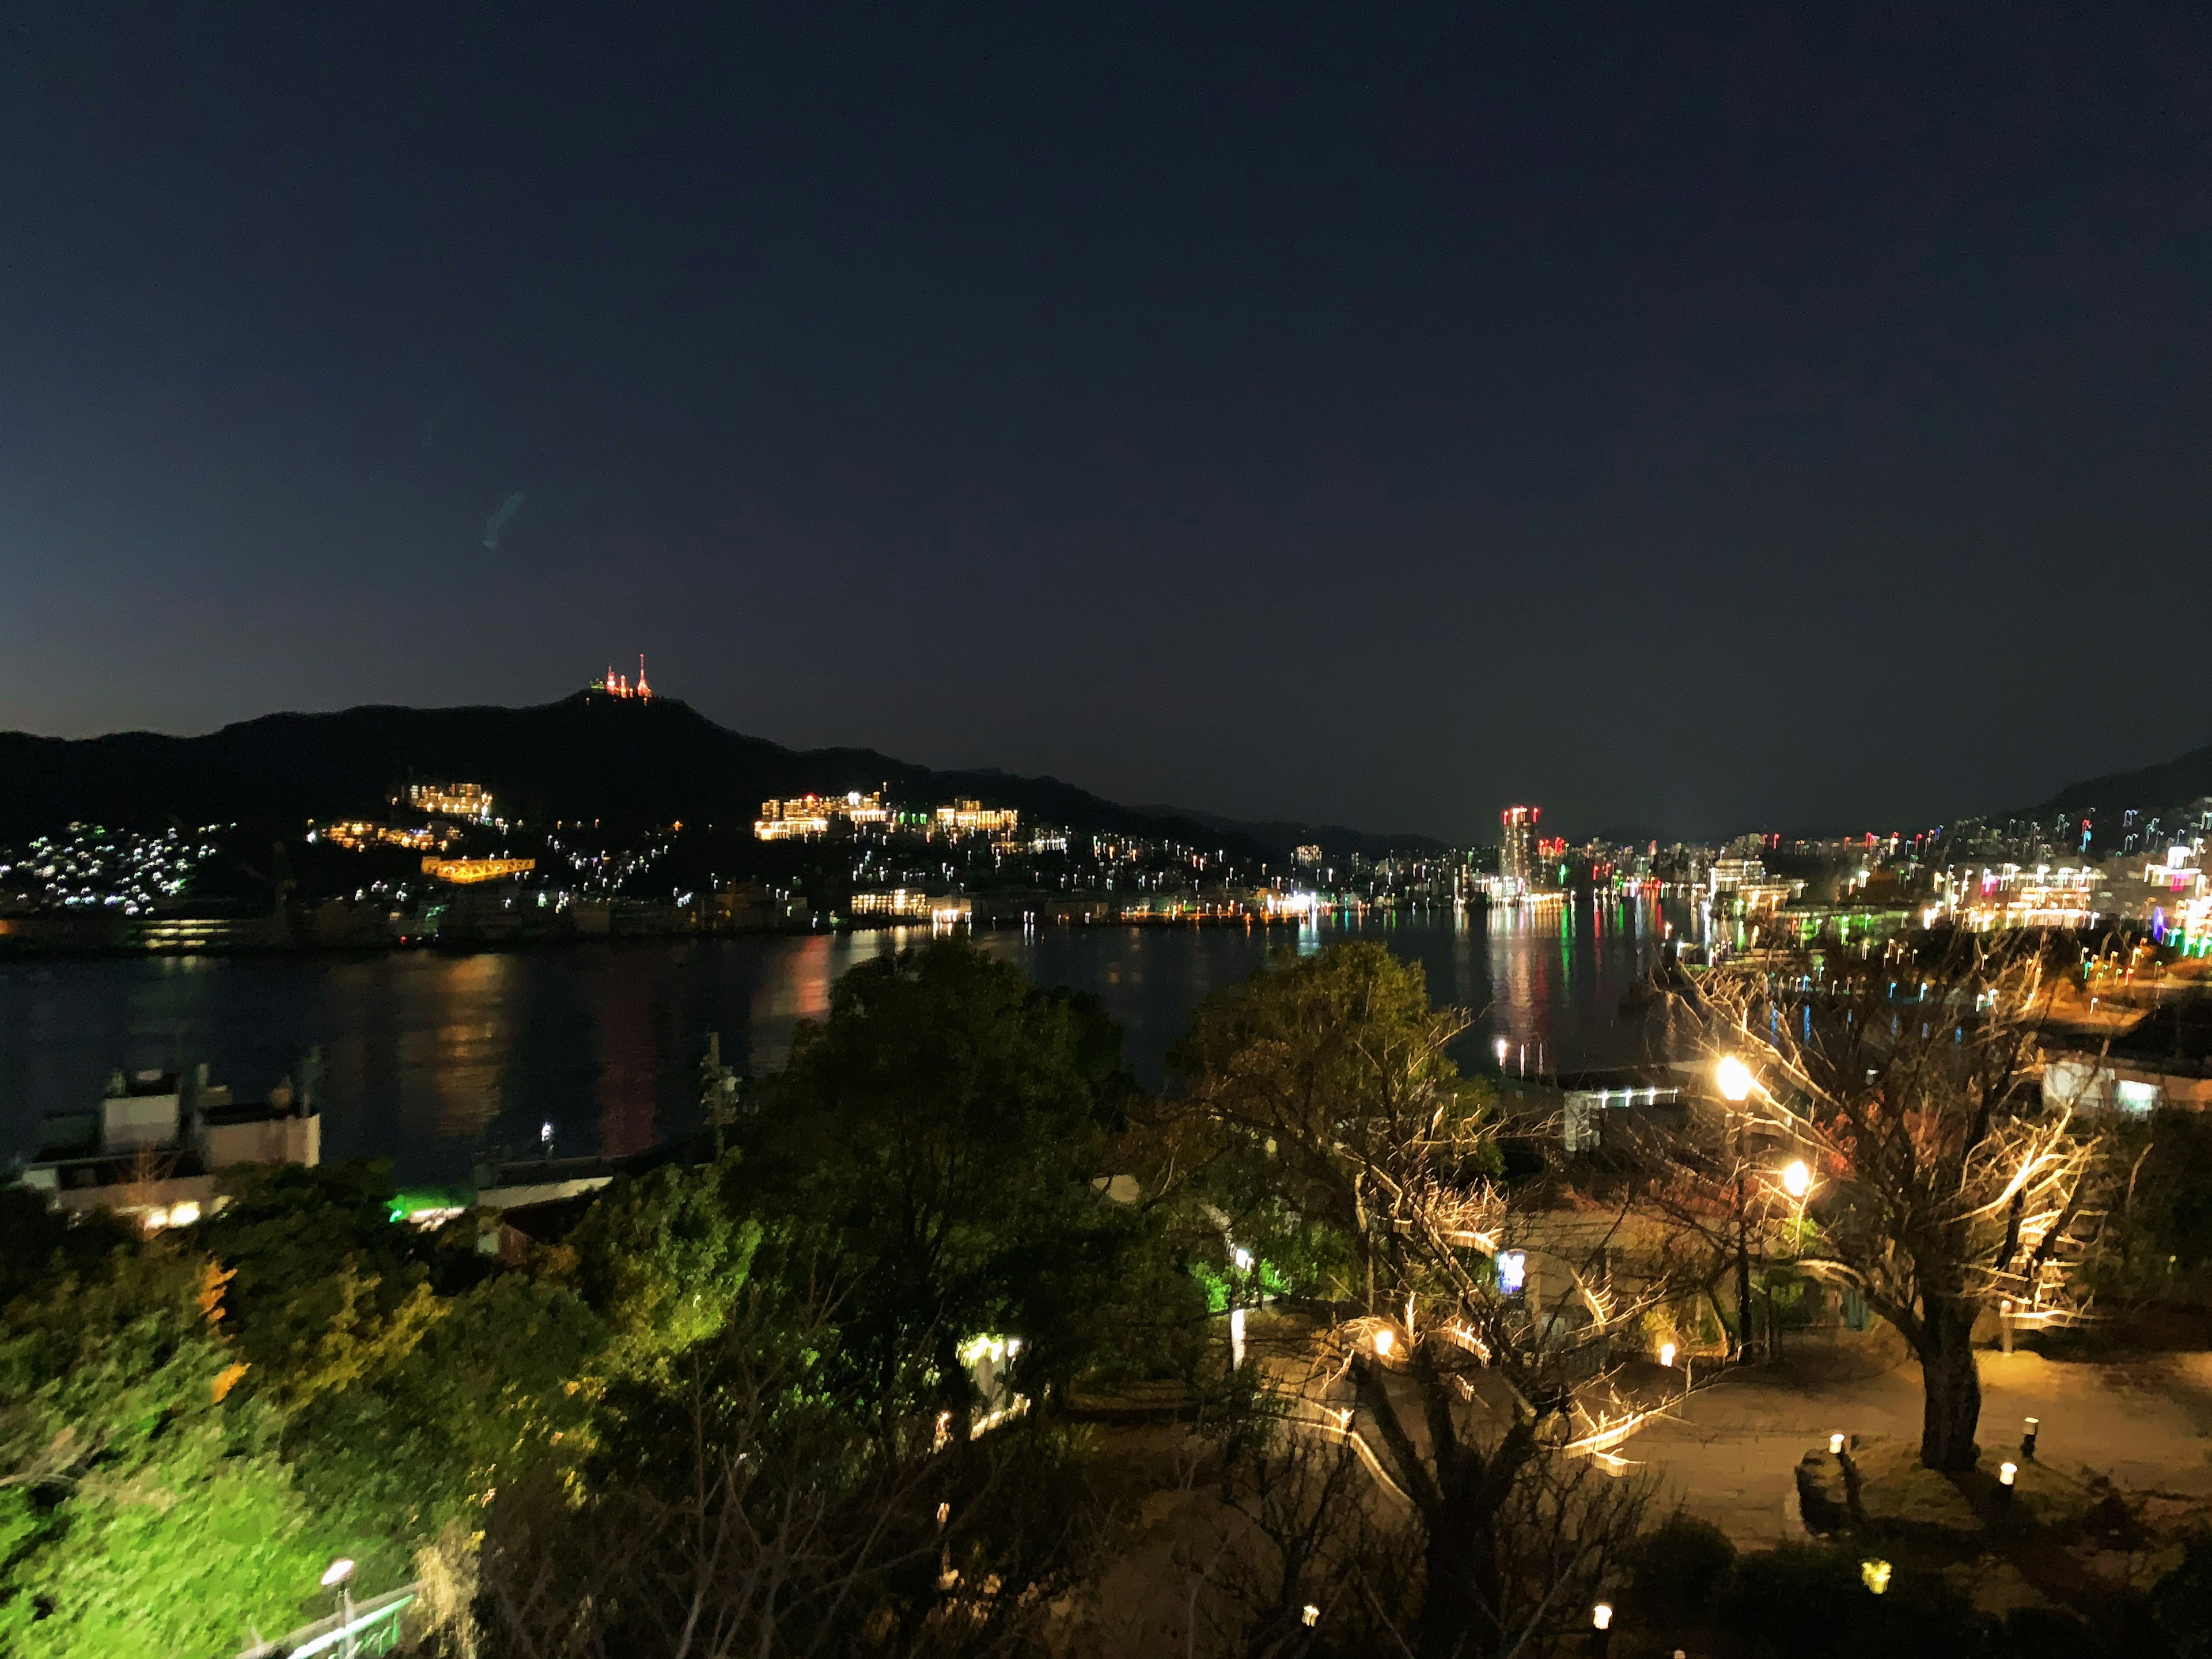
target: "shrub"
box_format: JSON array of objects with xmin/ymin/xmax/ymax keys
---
[{"xmin": 1622, "ymin": 1512, "xmax": 1736, "ymax": 1627}]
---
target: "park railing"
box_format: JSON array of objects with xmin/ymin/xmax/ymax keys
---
[{"xmin": 233, "ymin": 1581, "xmax": 420, "ymax": 1658}]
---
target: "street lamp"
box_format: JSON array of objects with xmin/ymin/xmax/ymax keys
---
[
  {"xmin": 1781, "ymin": 1159, "xmax": 1811, "ymax": 1199},
  {"xmin": 1715, "ymin": 1055, "xmax": 1755, "ymax": 1102},
  {"xmin": 1372, "ymin": 1327, "xmax": 1396, "ymax": 1358},
  {"xmin": 1592, "ymin": 1601, "xmax": 1615, "ymax": 1657},
  {"xmin": 322, "ymin": 1559, "xmax": 357, "ymax": 1659}
]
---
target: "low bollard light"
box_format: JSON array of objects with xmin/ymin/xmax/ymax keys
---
[{"xmin": 2022, "ymin": 1416, "xmax": 2040, "ymax": 1460}]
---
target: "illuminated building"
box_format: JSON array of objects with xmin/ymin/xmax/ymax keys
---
[
  {"xmin": 935, "ymin": 799, "xmax": 1020, "ymax": 836},
  {"xmin": 1499, "ymin": 806, "xmax": 1541, "ymax": 891},
  {"xmin": 406, "ymin": 782, "xmax": 495, "ymax": 822},
  {"xmin": 421, "ymin": 856, "xmax": 536, "ymax": 884},
  {"xmin": 847, "ymin": 889, "xmax": 971, "ymax": 922},
  {"xmin": 1294, "ymin": 844, "xmax": 1323, "ymax": 867},
  {"xmin": 754, "ymin": 791, "xmax": 888, "ymax": 840},
  {"xmin": 310, "ymin": 821, "xmax": 447, "ymax": 852},
  {"xmin": 589, "ymin": 654, "xmax": 654, "ymax": 700}
]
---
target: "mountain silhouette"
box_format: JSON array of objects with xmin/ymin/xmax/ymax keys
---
[{"xmin": 0, "ymin": 694, "xmax": 1276, "ymax": 855}]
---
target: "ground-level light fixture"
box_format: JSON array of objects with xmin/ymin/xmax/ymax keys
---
[
  {"xmin": 1860, "ymin": 1559, "xmax": 1892, "ymax": 1595},
  {"xmin": 1830, "ymin": 1433, "xmax": 1846, "ymax": 1456},
  {"xmin": 1658, "ymin": 1340, "xmax": 1677, "ymax": 1368},
  {"xmin": 1999, "ymin": 1461, "xmax": 2018, "ymax": 1487},
  {"xmin": 1716, "ymin": 1055, "xmax": 1755, "ymax": 1103},
  {"xmin": 2022, "ymin": 1416, "xmax": 2040, "ymax": 1458},
  {"xmin": 1782, "ymin": 1160, "xmax": 1811, "ymax": 1199},
  {"xmin": 1301, "ymin": 1604, "xmax": 1320, "ymax": 1628},
  {"xmin": 1592, "ymin": 1603, "xmax": 1613, "ymax": 1630},
  {"xmin": 321, "ymin": 1559, "xmax": 356, "ymax": 1588},
  {"xmin": 1496, "ymin": 1250, "xmax": 1527, "ymax": 1296},
  {"xmin": 1372, "ymin": 1327, "xmax": 1396, "ymax": 1357}
]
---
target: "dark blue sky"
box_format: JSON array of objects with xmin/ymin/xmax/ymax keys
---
[{"xmin": 6, "ymin": 6, "xmax": 2209, "ymax": 839}]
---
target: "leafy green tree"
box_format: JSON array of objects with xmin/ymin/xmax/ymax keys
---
[
  {"xmin": 0, "ymin": 1248, "xmax": 333, "ymax": 1658},
  {"xmin": 569, "ymin": 1158, "xmax": 760, "ymax": 1373},
  {"xmin": 199, "ymin": 1161, "xmax": 453, "ymax": 1407},
  {"xmin": 737, "ymin": 938, "xmax": 1148, "ymax": 1449},
  {"xmin": 1166, "ymin": 943, "xmax": 1661, "ymax": 1659}
]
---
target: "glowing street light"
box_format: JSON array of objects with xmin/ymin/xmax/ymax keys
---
[
  {"xmin": 321, "ymin": 1559, "xmax": 356, "ymax": 1589},
  {"xmin": 1658, "ymin": 1340, "xmax": 1676, "ymax": 1368},
  {"xmin": 1781, "ymin": 1159, "xmax": 1812, "ymax": 1199},
  {"xmin": 1494, "ymin": 1036, "xmax": 1509, "ymax": 1066},
  {"xmin": 1372, "ymin": 1327, "xmax": 1396, "ymax": 1358},
  {"xmin": 1715, "ymin": 1055, "xmax": 1755, "ymax": 1103},
  {"xmin": 1592, "ymin": 1602, "xmax": 1613, "ymax": 1631},
  {"xmin": 1301, "ymin": 1604, "xmax": 1320, "ymax": 1628}
]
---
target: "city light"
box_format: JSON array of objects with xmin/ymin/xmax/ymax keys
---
[
  {"xmin": 1715, "ymin": 1055, "xmax": 1754, "ymax": 1103},
  {"xmin": 1782, "ymin": 1159, "xmax": 1811, "ymax": 1199},
  {"xmin": 1658, "ymin": 1341, "xmax": 1676, "ymax": 1368}
]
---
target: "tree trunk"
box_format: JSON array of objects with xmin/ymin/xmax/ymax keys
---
[
  {"xmin": 1418, "ymin": 1508, "xmax": 1497, "ymax": 1659},
  {"xmin": 1916, "ymin": 1298, "xmax": 1982, "ymax": 1471}
]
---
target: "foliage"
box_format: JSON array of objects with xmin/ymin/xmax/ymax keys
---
[
  {"xmin": 1711, "ymin": 1541, "xmax": 1986, "ymax": 1659},
  {"xmin": 478, "ymin": 1288, "xmax": 1100, "ymax": 1659},
  {"xmin": 0, "ymin": 1247, "xmax": 332, "ymax": 1658},
  {"xmin": 1620, "ymin": 1510, "xmax": 1735, "ymax": 1628},
  {"xmin": 2078, "ymin": 1112, "xmax": 2212, "ymax": 1309},
  {"xmin": 569, "ymin": 1157, "xmax": 760, "ymax": 1372},
  {"xmin": 200, "ymin": 1161, "xmax": 455, "ymax": 1406},
  {"xmin": 737, "ymin": 938, "xmax": 1151, "ymax": 1442},
  {"xmin": 1164, "ymin": 942, "xmax": 1676, "ymax": 1658}
]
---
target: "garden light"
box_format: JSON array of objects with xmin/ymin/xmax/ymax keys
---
[
  {"xmin": 1861, "ymin": 1559, "xmax": 1892, "ymax": 1595},
  {"xmin": 1658, "ymin": 1340, "xmax": 1676, "ymax": 1368},
  {"xmin": 1372, "ymin": 1327, "xmax": 1395, "ymax": 1357},
  {"xmin": 1716, "ymin": 1055, "xmax": 1754, "ymax": 1102},
  {"xmin": 321, "ymin": 1559, "xmax": 355, "ymax": 1589},
  {"xmin": 1301, "ymin": 1604, "xmax": 1319, "ymax": 1627},
  {"xmin": 1782, "ymin": 1159, "xmax": 1810, "ymax": 1199},
  {"xmin": 1830, "ymin": 1433, "xmax": 1846, "ymax": 1456}
]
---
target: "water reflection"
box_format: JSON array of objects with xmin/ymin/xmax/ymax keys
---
[{"xmin": 0, "ymin": 898, "xmax": 1700, "ymax": 1182}]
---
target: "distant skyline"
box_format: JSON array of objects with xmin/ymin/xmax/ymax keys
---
[{"xmin": 6, "ymin": 8, "xmax": 2211, "ymax": 840}]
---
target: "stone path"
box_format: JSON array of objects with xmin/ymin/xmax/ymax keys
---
[{"xmin": 1631, "ymin": 1341, "xmax": 2212, "ymax": 1546}]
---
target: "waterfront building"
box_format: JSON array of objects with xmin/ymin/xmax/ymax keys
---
[
  {"xmin": 1499, "ymin": 805, "xmax": 1541, "ymax": 892},
  {"xmin": 18, "ymin": 1061, "xmax": 322, "ymax": 1226}
]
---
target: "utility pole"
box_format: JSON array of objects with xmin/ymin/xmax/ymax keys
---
[{"xmin": 1734, "ymin": 1114, "xmax": 1754, "ymax": 1361}]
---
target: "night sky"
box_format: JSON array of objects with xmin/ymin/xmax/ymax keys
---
[{"xmin": 6, "ymin": 7, "xmax": 2210, "ymax": 840}]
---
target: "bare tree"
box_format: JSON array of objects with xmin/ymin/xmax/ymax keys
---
[
  {"xmin": 476, "ymin": 1289, "xmax": 1086, "ymax": 1659},
  {"xmin": 1684, "ymin": 930, "xmax": 2099, "ymax": 1471},
  {"xmin": 1165, "ymin": 944, "xmax": 1681, "ymax": 1659}
]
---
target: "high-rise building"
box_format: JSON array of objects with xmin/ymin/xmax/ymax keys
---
[{"xmin": 1500, "ymin": 805, "xmax": 1541, "ymax": 891}]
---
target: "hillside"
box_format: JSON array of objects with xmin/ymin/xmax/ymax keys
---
[
  {"xmin": 0, "ymin": 695, "xmax": 1277, "ymax": 855},
  {"xmin": 2032, "ymin": 737, "xmax": 2212, "ymax": 822}
]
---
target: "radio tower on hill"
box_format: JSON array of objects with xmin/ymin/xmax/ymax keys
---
[{"xmin": 589, "ymin": 654, "xmax": 656, "ymax": 700}]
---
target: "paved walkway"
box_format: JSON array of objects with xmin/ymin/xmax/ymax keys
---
[{"xmin": 1634, "ymin": 1338, "xmax": 2212, "ymax": 1545}]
